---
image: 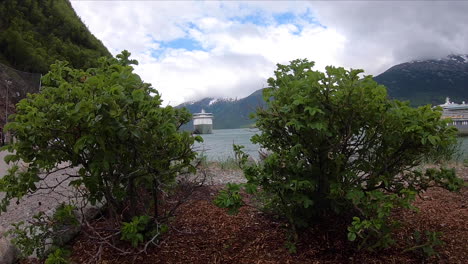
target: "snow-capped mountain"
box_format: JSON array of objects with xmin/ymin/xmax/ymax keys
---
[
  {"xmin": 177, "ymin": 89, "xmax": 265, "ymax": 130},
  {"xmin": 374, "ymin": 54, "xmax": 468, "ymax": 106}
]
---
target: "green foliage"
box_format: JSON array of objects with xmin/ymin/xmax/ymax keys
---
[
  {"xmin": 404, "ymin": 230, "xmax": 444, "ymax": 259},
  {"xmin": 121, "ymin": 215, "xmax": 151, "ymax": 248},
  {"xmin": 0, "ymin": 0, "xmax": 111, "ymax": 73},
  {"xmin": 7, "ymin": 204, "xmax": 78, "ymax": 259},
  {"xmin": 8, "ymin": 216, "xmax": 48, "ymax": 258},
  {"xmin": 120, "ymin": 215, "xmax": 168, "ymax": 248},
  {"xmin": 1, "ymin": 51, "xmax": 199, "ymax": 226},
  {"xmin": 45, "ymin": 248, "xmax": 70, "ymax": 264},
  {"xmin": 53, "ymin": 204, "xmax": 79, "ymax": 227},
  {"xmin": 216, "ymin": 59, "xmax": 463, "ymax": 250},
  {"xmin": 213, "ymin": 183, "xmax": 244, "ymax": 215}
]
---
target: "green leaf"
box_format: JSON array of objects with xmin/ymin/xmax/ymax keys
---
[
  {"xmin": 303, "ymin": 198, "xmax": 313, "ymax": 209},
  {"xmin": 348, "ymin": 232, "xmax": 357, "ymax": 241},
  {"xmin": 132, "ymin": 89, "xmax": 145, "ymax": 102},
  {"xmin": 3, "ymin": 154, "xmax": 18, "ymax": 164}
]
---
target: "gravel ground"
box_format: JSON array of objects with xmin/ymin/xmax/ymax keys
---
[
  {"xmin": 197, "ymin": 165, "xmax": 246, "ymax": 185},
  {"xmin": 0, "ymin": 151, "xmax": 79, "ymax": 230},
  {"xmin": 3, "ymin": 149, "xmax": 464, "ymax": 233},
  {"xmin": 0, "ymin": 152, "xmax": 247, "ymax": 231}
]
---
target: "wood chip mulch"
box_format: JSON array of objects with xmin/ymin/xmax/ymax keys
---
[
  {"xmin": 19, "ymin": 180, "xmax": 466, "ymax": 264},
  {"xmin": 56, "ymin": 183, "xmax": 467, "ymax": 264}
]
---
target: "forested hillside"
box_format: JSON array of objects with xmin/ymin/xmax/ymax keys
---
[
  {"xmin": 374, "ymin": 54, "xmax": 468, "ymax": 106},
  {"xmin": 0, "ymin": 0, "xmax": 111, "ymax": 73}
]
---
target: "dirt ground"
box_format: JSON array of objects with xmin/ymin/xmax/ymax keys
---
[
  {"xmin": 62, "ymin": 188, "xmax": 467, "ymax": 263},
  {"xmin": 17, "ymin": 165, "xmax": 468, "ymax": 264}
]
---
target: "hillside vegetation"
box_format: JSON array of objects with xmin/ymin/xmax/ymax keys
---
[{"xmin": 0, "ymin": 0, "xmax": 111, "ymax": 73}]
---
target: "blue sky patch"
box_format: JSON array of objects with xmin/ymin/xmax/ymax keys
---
[
  {"xmin": 150, "ymin": 48, "xmax": 164, "ymax": 59},
  {"xmin": 231, "ymin": 13, "xmax": 269, "ymax": 26},
  {"xmin": 273, "ymin": 12, "xmax": 296, "ymax": 25},
  {"xmin": 162, "ymin": 38, "xmax": 202, "ymax": 51},
  {"xmin": 299, "ymin": 9, "xmax": 326, "ymax": 29},
  {"xmin": 271, "ymin": 10, "xmax": 326, "ymax": 35},
  {"xmin": 150, "ymin": 37, "xmax": 207, "ymax": 59}
]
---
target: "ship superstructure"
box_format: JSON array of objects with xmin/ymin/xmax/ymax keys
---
[
  {"xmin": 440, "ymin": 97, "xmax": 468, "ymax": 135},
  {"xmin": 193, "ymin": 109, "xmax": 213, "ymax": 134}
]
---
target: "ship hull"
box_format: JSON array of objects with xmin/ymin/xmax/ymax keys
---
[
  {"xmin": 194, "ymin": 124, "xmax": 212, "ymax": 134},
  {"xmin": 453, "ymin": 124, "xmax": 468, "ymax": 136}
]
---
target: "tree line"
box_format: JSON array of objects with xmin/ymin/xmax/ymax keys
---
[{"xmin": 0, "ymin": 0, "xmax": 111, "ymax": 73}]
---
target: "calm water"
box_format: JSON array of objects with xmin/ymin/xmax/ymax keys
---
[
  {"xmin": 194, "ymin": 128, "xmax": 259, "ymax": 161},
  {"xmin": 194, "ymin": 128, "xmax": 468, "ymax": 162},
  {"xmin": 456, "ymin": 136, "xmax": 468, "ymax": 160}
]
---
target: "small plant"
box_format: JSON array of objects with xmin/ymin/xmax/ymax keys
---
[
  {"xmin": 120, "ymin": 215, "xmax": 168, "ymax": 248},
  {"xmin": 120, "ymin": 215, "xmax": 151, "ymax": 247},
  {"xmin": 53, "ymin": 204, "xmax": 79, "ymax": 226},
  {"xmin": 7, "ymin": 203, "xmax": 78, "ymax": 259},
  {"xmin": 213, "ymin": 183, "xmax": 244, "ymax": 215},
  {"xmin": 404, "ymin": 230, "xmax": 444, "ymax": 259},
  {"xmin": 45, "ymin": 248, "xmax": 70, "ymax": 264},
  {"xmin": 8, "ymin": 216, "xmax": 48, "ymax": 258},
  {"xmin": 284, "ymin": 239, "xmax": 297, "ymax": 254}
]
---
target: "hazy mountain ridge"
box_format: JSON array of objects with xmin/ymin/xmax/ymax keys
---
[{"xmin": 374, "ymin": 54, "xmax": 468, "ymax": 106}]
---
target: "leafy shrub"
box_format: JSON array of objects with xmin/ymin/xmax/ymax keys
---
[
  {"xmin": 121, "ymin": 215, "xmax": 151, "ymax": 248},
  {"xmin": 0, "ymin": 50, "xmax": 200, "ymax": 220},
  {"xmin": 217, "ymin": 59, "xmax": 463, "ymax": 250},
  {"xmin": 404, "ymin": 230, "xmax": 444, "ymax": 259},
  {"xmin": 213, "ymin": 183, "xmax": 244, "ymax": 215},
  {"xmin": 1, "ymin": 50, "xmax": 201, "ymax": 257},
  {"xmin": 7, "ymin": 204, "xmax": 78, "ymax": 258},
  {"xmin": 45, "ymin": 248, "xmax": 70, "ymax": 264},
  {"xmin": 120, "ymin": 215, "xmax": 168, "ymax": 248}
]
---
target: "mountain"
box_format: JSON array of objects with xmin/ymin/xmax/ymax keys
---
[
  {"xmin": 0, "ymin": 0, "xmax": 111, "ymax": 73},
  {"xmin": 374, "ymin": 54, "xmax": 468, "ymax": 106},
  {"xmin": 0, "ymin": 0, "xmax": 111, "ymax": 129},
  {"xmin": 177, "ymin": 89, "xmax": 266, "ymax": 130},
  {"xmin": 179, "ymin": 54, "xmax": 468, "ymax": 130}
]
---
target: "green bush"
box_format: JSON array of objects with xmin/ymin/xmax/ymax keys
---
[
  {"xmin": 404, "ymin": 230, "xmax": 444, "ymax": 259},
  {"xmin": 1, "ymin": 51, "xmax": 200, "ymax": 219},
  {"xmin": 120, "ymin": 215, "xmax": 151, "ymax": 248},
  {"xmin": 45, "ymin": 248, "xmax": 70, "ymax": 264},
  {"xmin": 7, "ymin": 204, "xmax": 78, "ymax": 259},
  {"xmin": 1, "ymin": 51, "xmax": 201, "ymax": 256},
  {"xmin": 120, "ymin": 215, "xmax": 168, "ymax": 248},
  {"xmin": 213, "ymin": 183, "xmax": 244, "ymax": 215},
  {"xmin": 218, "ymin": 59, "xmax": 463, "ymax": 250}
]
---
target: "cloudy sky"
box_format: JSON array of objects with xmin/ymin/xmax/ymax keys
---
[{"xmin": 71, "ymin": 1, "xmax": 468, "ymax": 106}]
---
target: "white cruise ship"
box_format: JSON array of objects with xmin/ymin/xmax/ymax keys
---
[{"xmin": 440, "ymin": 97, "xmax": 468, "ymax": 135}]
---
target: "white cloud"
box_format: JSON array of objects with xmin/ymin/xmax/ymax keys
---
[
  {"xmin": 311, "ymin": 1, "xmax": 468, "ymax": 74},
  {"xmin": 71, "ymin": 1, "xmax": 468, "ymax": 105}
]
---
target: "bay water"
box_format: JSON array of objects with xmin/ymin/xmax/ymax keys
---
[
  {"xmin": 194, "ymin": 128, "xmax": 259, "ymax": 161},
  {"xmin": 194, "ymin": 128, "xmax": 468, "ymax": 162}
]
